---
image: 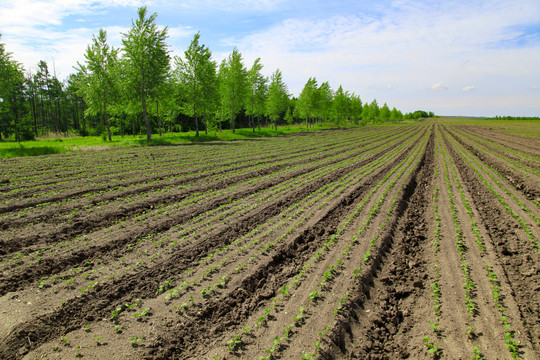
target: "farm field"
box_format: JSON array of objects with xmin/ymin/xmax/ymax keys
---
[{"xmin": 0, "ymin": 119, "xmax": 538, "ymax": 359}]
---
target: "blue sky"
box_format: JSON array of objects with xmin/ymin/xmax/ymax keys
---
[{"xmin": 1, "ymin": 0, "xmax": 539, "ymax": 116}]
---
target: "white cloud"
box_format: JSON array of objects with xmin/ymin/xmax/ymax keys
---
[
  {"xmin": 165, "ymin": 0, "xmax": 288, "ymax": 12},
  {"xmin": 1, "ymin": 0, "xmax": 539, "ymax": 116},
  {"xmin": 234, "ymin": 0, "xmax": 540, "ymax": 115},
  {"xmin": 432, "ymin": 83, "xmax": 449, "ymax": 91}
]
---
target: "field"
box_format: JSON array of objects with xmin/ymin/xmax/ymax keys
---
[{"xmin": 0, "ymin": 119, "xmax": 538, "ymax": 359}]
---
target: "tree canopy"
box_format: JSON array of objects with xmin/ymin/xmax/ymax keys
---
[{"xmin": 0, "ymin": 8, "xmax": 415, "ymax": 142}]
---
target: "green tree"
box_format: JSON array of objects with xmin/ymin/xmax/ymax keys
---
[
  {"xmin": 333, "ymin": 85, "xmax": 349, "ymax": 124},
  {"xmin": 122, "ymin": 6, "xmax": 170, "ymax": 142},
  {"xmin": 380, "ymin": 102, "xmax": 390, "ymax": 123},
  {"xmin": 76, "ymin": 29, "xmax": 119, "ymax": 141},
  {"xmin": 174, "ymin": 32, "xmax": 216, "ymax": 137},
  {"xmin": 350, "ymin": 94, "xmax": 363, "ymax": 125},
  {"xmin": 362, "ymin": 102, "xmax": 371, "ymax": 123},
  {"xmin": 220, "ymin": 48, "xmax": 247, "ymax": 133},
  {"xmin": 266, "ymin": 69, "xmax": 289, "ymax": 130},
  {"xmin": 0, "ymin": 34, "xmax": 27, "ymax": 141},
  {"xmin": 369, "ymin": 99, "xmax": 380, "ymax": 123},
  {"xmin": 389, "ymin": 107, "xmax": 403, "ymax": 122},
  {"xmin": 296, "ymin": 77, "xmax": 318, "ymax": 128},
  {"xmin": 246, "ymin": 58, "xmax": 267, "ymax": 133},
  {"xmin": 284, "ymin": 107, "xmax": 293, "ymax": 127},
  {"xmin": 317, "ymin": 81, "xmax": 333, "ymax": 124}
]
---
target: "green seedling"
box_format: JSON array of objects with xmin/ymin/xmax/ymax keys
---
[
  {"xmin": 423, "ymin": 336, "xmax": 440, "ymax": 357},
  {"xmin": 93, "ymin": 335, "xmax": 104, "ymax": 346},
  {"xmin": 227, "ymin": 334, "xmax": 243, "ymax": 352},
  {"xmin": 309, "ymin": 290, "xmax": 321, "ymax": 302}
]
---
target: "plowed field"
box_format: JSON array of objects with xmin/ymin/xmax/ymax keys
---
[{"xmin": 0, "ymin": 120, "xmax": 538, "ymax": 359}]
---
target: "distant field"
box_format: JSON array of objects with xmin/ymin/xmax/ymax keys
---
[{"xmin": 0, "ymin": 119, "xmax": 538, "ymax": 359}]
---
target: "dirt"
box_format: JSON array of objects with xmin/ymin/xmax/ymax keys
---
[{"xmin": 0, "ymin": 122, "xmax": 538, "ymax": 360}]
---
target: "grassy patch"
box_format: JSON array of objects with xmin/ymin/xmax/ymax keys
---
[
  {"xmin": 0, "ymin": 124, "xmax": 343, "ymax": 158},
  {"xmin": 0, "ymin": 145, "xmax": 69, "ymax": 158}
]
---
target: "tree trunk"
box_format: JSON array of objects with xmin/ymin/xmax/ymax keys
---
[
  {"xmin": 157, "ymin": 100, "xmax": 162, "ymax": 137},
  {"xmin": 194, "ymin": 104, "xmax": 199, "ymax": 137},
  {"xmin": 251, "ymin": 97, "xmax": 255, "ymax": 133},
  {"xmin": 104, "ymin": 102, "xmax": 112, "ymax": 141},
  {"xmin": 142, "ymin": 92, "xmax": 151, "ymax": 142},
  {"xmin": 12, "ymin": 95, "xmax": 20, "ymax": 142},
  {"xmin": 31, "ymin": 89, "xmax": 38, "ymax": 136},
  {"xmin": 230, "ymin": 96, "xmax": 235, "ymax": 133}
]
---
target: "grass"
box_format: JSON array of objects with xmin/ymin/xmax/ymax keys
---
[{"xmin": 0, "ymin": 124, "xmax": 343, "ymax": 158}]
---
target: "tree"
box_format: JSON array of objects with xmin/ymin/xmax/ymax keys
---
[
  {"xmin": 333, "ymin": 85, "xmax": 350, "ymax": 124},
  {"xmin": 122, "ymin": 6, "xmax": 170, "ymax": 142},
  {"xmin": 296, "ymin": 77, "xmax": 318, "ymax": 128},
  {"xmin": 0, "ymin": 34, "xmax": 26, "ymax": 141},
  {"xmin": 77, "ymin": 29, "xmax": 119, "ymax": 141},
  {"xmin": 317, "ymin": 81, "xmax": 333, "ymax": 124},
  {"xmin": 220, "ymin": 48, "xmax": 247, "ymax": 133},
  {"xmin": 390, "ymin": 107, "xmax": 403, "ymax": 122},
  {"xmin": 284, "ymin": 107, "xmax": 294, "ymax": 127},
  {"xmin": 369, "ymin": 99, "xmax": 380, "ymax": 123},
  {"xmin": 350, "ymin": 94, "xmax": 363, "ymax": 124},
  {"xmin": 174, "ymin": 32, "xmax": 216, "ymax": 137},
  {"xmin": 266, "ymin": 69, "xmax": 289, "ymax": 130},
  {"xmin": 380, "ymin": 103, "xmax": 390, "ymax": 123},
  {"xmin": 246, "ymin": 58, "xmax": 267, "ymax": 133}
]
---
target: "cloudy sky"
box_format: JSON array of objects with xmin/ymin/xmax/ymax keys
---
[{"xmin": 1, "ymin": 0, "xmax": 539, "ymax": 116}]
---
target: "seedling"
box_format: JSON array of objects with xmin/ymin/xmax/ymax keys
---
[
  {"xmin": 309, "ymin": 290, "xmax": 321, "ymax": 302},
  {"xmin": 423, "ymin": 336, "xmax": 440, "ymax": 357},
  {"xmin": 227, "ymin": 334, "xmax": 243, "ymax": 352},
  {"xmin": 93, "ymin": 335, "xmax": 104, "ymax": 346},
  {"xmin": 429, "ymin": 322, "xmax": 441, "ymax": 335},
  {"xmin": 61, "ymin": 336, "xmax": 70, "ymax": 347},
  {"xmin": 129, "ymin": 336, "xmax": 145, "ymax": 348},
  {"xmin": 133, "ymin": 307, "xmax": 151, "ymax": 320}
]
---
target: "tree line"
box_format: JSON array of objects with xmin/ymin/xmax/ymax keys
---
[{"xmin": 0, "ymin": 6, "xmax": 413, "ymax": 142}]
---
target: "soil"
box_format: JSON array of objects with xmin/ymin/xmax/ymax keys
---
[{"xmin": 0, "ymin": 121, "xmax": 538, "ymax": 360}]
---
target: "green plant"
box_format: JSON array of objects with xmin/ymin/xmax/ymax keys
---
[
  {"xmin": 309, "ymin": 290, "xmax": 321, "ymax": 302},
  {"xmin": 129, "ymin": 336, "xmax": 145, "ymax": 348},
  {"xmin": 93, "ymin": 335, "xmax": 104, "ymax": 346},
  {"xmin": 227, "ymin": 334, "xmax": 243, "ymax": 352},
  {"xmin": 429, "ymin": 322, "xmax": 441, "ymax": 335},
  {"xmin": 471, "ymin": 345, "xmax": 484, "ymax": 360},
  {"xmin": 61, "ymin": 336, "xmax": 70, "ymax": 347},
  {"xmin": 423, "ymin": 336, "xmax": 440, "ymax": 357}
]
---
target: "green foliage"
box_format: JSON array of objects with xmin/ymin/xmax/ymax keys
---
[
  {"xmin": 76, "ymin": 28, "xmax": 119, "ymax": 142},
  {"xmin": 0, "ymin": 13, "xmax": 411, "ymax": 143},
  {"xmin": 296, "ymin": 77, "xmax": 318, "ymax": 127},
  {"xmin": 122, "ymin": 6, "xmax": 170, "ymax": 141},
  {"xmin": 174, "ymin": 32, "xmax": 217, "ymax": 137},
  {"xmin": 246, "ymin": 58, "xmax": 268, "ymax": 132},
  {"xmin": 266, "ymin": 69, "xmax": 289, "ymax": 129},
  {"xmin": 220, "ymin": 48, "xmax": 247, "ymax": 133}
]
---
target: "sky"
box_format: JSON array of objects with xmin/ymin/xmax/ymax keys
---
[{"xmin": 1, "ymin": 0, "xmax": 539, "ymax": 117}]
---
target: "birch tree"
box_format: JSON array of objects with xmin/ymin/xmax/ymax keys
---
[
  {"xmin": 220, "ymin": 48, "xmax": 247, "ymax": 133},
  {"xmin": 122, "ymin": 6, "xmax": 170, "ymax": 142},
  {"xmin": 246, "ymin": 58, "xmax": 267, "ymax": 133},
  {"xmin": 76, "ymin": 29, "xmax": 118, "ymax": 141},
  {"xmin": 175, "ymin": 32, "xmax": 216, "ymax": 137},
  {"xmin": 266, "ymin": 69, "xmax": 289, "ymax": 130}
]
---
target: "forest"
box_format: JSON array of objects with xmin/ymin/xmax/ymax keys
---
[{"xmin": 0, "ymin": 6, "xmax": 417, "ymax": 143}]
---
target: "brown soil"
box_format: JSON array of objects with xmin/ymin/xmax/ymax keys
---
[{"xmin": 0, "ymin": 122, "xmax": 538, "ymax": 360}]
